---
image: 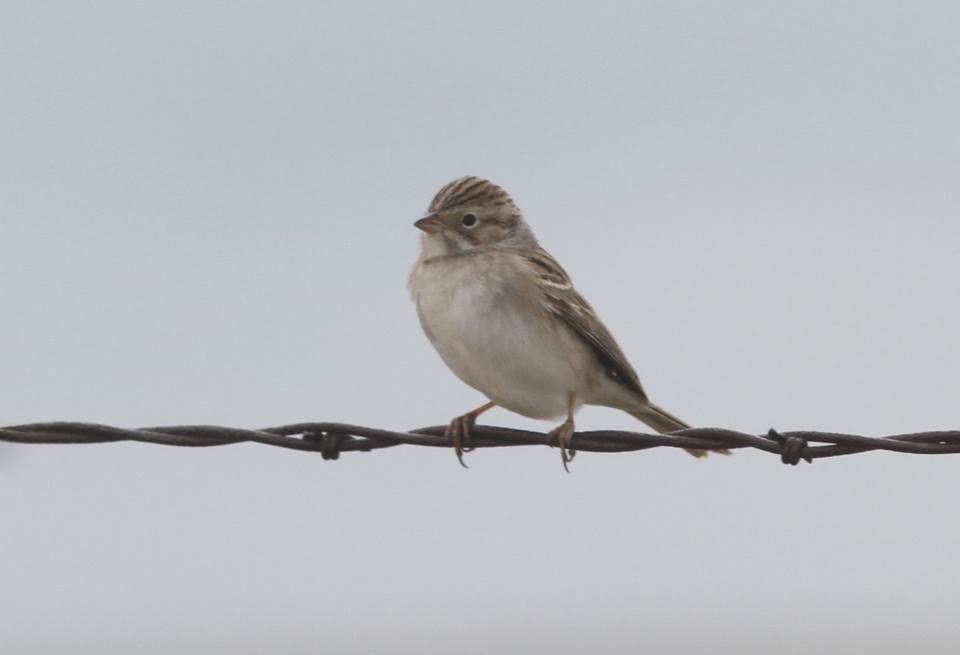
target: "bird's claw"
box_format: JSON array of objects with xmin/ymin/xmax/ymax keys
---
[
  {"xmin": 444, "ymin": 413, "xmax": 476, "ymax": 468},
  {"xmin": 548, "ymin": 419, "xmax": 576, "ymax": 473}
]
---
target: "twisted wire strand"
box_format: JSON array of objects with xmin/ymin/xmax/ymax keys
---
[{"xmin": 3, "ymin": 422, "xmax": 960, "ymax": 465}]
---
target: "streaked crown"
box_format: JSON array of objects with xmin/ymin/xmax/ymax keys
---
[{"xmin": 428, "ymin": 176, "xmax": 517, "ymax": 213}]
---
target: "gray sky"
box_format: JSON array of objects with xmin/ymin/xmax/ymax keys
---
[{"xmin": 2, "ymin": 2, "xmax": 959, "ymax": 654}]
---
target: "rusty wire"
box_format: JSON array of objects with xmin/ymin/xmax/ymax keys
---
[{"xmin": 2, "ymin": 421, "xmax": 960, "ymax": 465}]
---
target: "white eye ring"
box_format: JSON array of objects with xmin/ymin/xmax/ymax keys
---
[{"xmin": 461, "ymin": 213, "xmax": 478, "ymax": 228}]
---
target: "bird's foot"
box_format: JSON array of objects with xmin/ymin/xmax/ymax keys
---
[
  {"xmin": 444, "ymin": 413, "xmax": 477, "ymax": 469},
  {"xmin": 548, "ymin": 418, "xmax": 576, "ymax": 472}
]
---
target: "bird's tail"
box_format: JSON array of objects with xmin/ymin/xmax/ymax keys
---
[{"xmin": 629, "ymin": 403, "xmax": 730, "ymax": 458}]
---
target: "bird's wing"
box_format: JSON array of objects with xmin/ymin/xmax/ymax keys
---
[{"xmin": 521, "ymin": 247, "xmax": 648, "ymax": 399}]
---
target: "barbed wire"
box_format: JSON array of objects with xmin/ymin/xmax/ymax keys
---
[{"xmin": 2, "ymin": 421, "xmax": 960, "ymax": 466}]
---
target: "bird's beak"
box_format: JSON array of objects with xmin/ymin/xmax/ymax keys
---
[{"xmin": 414, "ymin": 213, "xmax": 444, "ymax": 234}]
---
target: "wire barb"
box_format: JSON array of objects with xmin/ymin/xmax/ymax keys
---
[
  {"xmin": 304, "ymin": 430, "xmax": 347, "ymax": 461},
  {"xmin": 3, "ymin": 421, "xmax": 960, "ymax": 465},
  {"xmin": 767, "ymin": 428, "xmax": 812, "ymax": 465}
]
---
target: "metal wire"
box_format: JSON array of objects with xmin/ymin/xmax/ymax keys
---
[{"xmin": 3, "ymin": 421, "xmax": 960, "ymax": 465}]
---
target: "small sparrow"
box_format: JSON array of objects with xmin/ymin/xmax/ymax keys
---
[{"xmin": 408, "ymin": 176, "xmax": 726, "ymax": 467}]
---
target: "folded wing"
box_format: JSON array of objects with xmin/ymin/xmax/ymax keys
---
[{"xmin": 521, "ymin": 247, "xmax": 649, "ymax": 400}]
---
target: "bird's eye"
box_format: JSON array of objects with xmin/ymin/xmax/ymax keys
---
[{"xmin": 461, "ymin": 213, "xmax": 478, "ymax": 228}]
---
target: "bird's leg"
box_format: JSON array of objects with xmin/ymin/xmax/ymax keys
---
[
  {"xmin": 548, "ymin": 393, "xmax": 577, "ymax": 472},
  {"xmin": 444, "ymin": 401, "xmax": 495, "ymax": 468}
]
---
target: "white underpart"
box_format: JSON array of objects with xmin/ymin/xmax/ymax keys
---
[{"xmin": 409, "ymin": 249, "xmax": 620, "ymax": 420}]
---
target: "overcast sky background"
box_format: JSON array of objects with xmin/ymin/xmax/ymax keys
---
[{"xmin": 2, "ymin": 2, "xmax": 959, "ymax": 654}]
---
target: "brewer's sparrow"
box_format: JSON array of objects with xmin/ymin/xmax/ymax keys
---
[{"xmin": 408, "ymin": 176, "xmax": 725, "ymax": 466}]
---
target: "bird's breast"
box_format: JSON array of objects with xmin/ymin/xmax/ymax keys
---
[{"xmin": 410, "ymin": 254, "xmax": 591, "ymax": 419}]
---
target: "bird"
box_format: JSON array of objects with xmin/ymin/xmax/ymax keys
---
[{"xmin": 407, "ymin": 176, "xmax": 726, "ymax": 467}]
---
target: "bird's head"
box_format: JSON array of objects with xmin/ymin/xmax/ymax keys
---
[{"xmin": 414, "ymin": 176, "xmax": 537, "ymax": 255}]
